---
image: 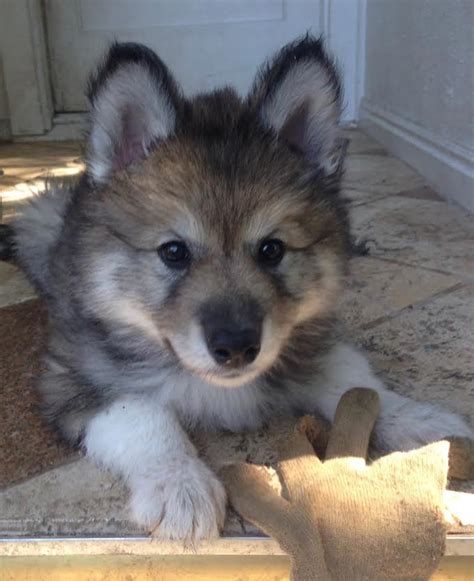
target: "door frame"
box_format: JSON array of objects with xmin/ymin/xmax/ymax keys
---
[
  {"xmin": 0, "ymin": 0, "xmax": 366, "ymax": 138},
  {"xmin": 0, "ymin": 0, "xmax": 53, "ymax": 136}
]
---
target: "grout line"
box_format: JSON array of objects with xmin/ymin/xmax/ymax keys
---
[
  {"xmin": 347, "ymin": 189, "xmax": 445, "ymax": 210},
  {"xmin": 358, "ymin": 253, "xmax": 474, "ymax": 282},
  {"xmin": 346, "ymin": 150, "xmax": 387, "ymax": 156},
  {"xmin": 347, "ymin": 194, "xmax": 392, "ymax": 209},
  {"xmin": 346, "ymin": 151, "xmax": 389, "ymax": 158},
  {"xmin": 0, "ymin": 453, "xmax": 82, "ymax": 494},
  {"xmin": 357, "ymin": 282, "xmax": 467, "ymax": 332}
]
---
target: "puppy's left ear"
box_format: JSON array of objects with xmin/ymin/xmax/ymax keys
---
[{"xmin": 248, "ymin": 36, "xmax": 345, "ymax": 175}]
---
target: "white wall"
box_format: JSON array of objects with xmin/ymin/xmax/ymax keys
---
[
  {"xmin": 0, "ymin": 0, "xmax": 366, "ymax": 138},
  {"xmin": 361, "ymin": 0, "xmax": 474, "ymax": 211}
]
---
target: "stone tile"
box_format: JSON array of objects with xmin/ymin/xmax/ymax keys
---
[
  {"xmin": 0, "ymin": 141, "xmax": 83, "ymax": 181},
  {"xmin": 351, "ymin": 196, "xmax": 474, "ymax": 277},
  {"xmin": 397, "ymin": 185, "xmax": 442, "ymax": 201},
  {"xmin": 341, "ymin": 256, "xmax": 460, "ymax": 329},
  {"xmin": 343, "ymin": 129, "xmax": 387, "ymax": 155},
  {"xmin": 0, "ymin": 262, "xmax": 36, "ymax": 308},
  {"xmin": 0, "ymin": 456, "xmax": 252, "ymax": 537},
  {"xmin": 0, "ymin": 141, "xmax": 82, "ymax": 164},
  {"xmin": 358, "ymin": 285, "xmax": 474, "ymax": 423},
  {"xmin": 1, "ymin": 204, "xmax": 17, "ymax": 223},
  {"xmin": 37, "ymin": 164, "xmax": 85, "ymax": 178},
  {"xmin": 1, "ymin": 180, "xmax": 46, "ymax": 224},
  {"xmin": 340, "ymin": 186, "xmax": 385, "ymax": 208},
  {"xmin": 1, "ymin": 201, "xmax": 29, "ymax": 223},
  {"xmin": 0, "ymin": 174, "xmax": 81, "ymax": 223},
  {"xmin": 342, "ymin": 153, "xmax": 425, "ymax": 206},
  {"xmin": 0, "ymin": 458, "xmax": 139, "ymax": 536},
  {"xmin": 0, "ymin": 180, "xmax": 28, "ymax": 222},
  {"xmin": 1, "ymin": 167, "xmax": 50, "ymax": 181},
  {"xmin": 1, "ymin": 178, "xmax": 46, "ymax": 202},
  {"xmin": 4, "ymin": 164, "xmax": 83, "ymax": 182},
  {"xmin": 0, "ymin": 176, "xmax": 23, "ymax": 194}
]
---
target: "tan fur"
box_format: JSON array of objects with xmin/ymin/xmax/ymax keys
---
[
  {"xmin": 91, "ymin": 128, "xmax": 349, "ymax": 386},
  {"xmin": 10, "ymin": 39, "xmax": 471, "ymax": 543}
]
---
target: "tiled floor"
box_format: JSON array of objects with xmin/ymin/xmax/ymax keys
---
[
  {"xmin": 0, "ymin": 130, "xmax": 472, "ymax": 539},
  {"xmin": 0, "ymin": 140, "xmax": 84, "ymax": 223}
]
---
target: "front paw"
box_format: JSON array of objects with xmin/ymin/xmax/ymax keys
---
[
  {"xmin": 373, "ymin": 401, "xmax": 472, "ymax": 453},
  {"xmin": 129, "ymin": 456, "xmax": 226, "ymax": 544}
]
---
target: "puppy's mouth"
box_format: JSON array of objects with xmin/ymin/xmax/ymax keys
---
[
  {"xmin": 165, "ymin": 337, "xmax": 265, "ymax": 386},
  {"xmin": 201, "ymin": 365, "xmax": 264, "ymax": 387},
  {"xmin": 192, "ymin": 360, "xmax": 264, "ymax": 387}
]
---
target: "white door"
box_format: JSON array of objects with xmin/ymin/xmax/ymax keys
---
[{"xmin": 45, "ymin": 0, "xmax": 363, "ymax": 122}]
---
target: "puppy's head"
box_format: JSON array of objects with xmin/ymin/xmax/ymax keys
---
[{"xmin": 82, "ymin": 38, "xmax": 350, "ymax": 386}]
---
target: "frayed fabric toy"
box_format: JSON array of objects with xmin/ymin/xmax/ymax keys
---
[{"xmin": 215, "ymin": 388, "xmax": 471, "ymax": 581}]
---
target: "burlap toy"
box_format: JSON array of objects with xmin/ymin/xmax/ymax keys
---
[{"xmin": 219, "ymin": 388, "xmax": 471, "ymax": 581}]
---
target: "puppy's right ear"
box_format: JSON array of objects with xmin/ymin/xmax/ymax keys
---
[
  {"xmin": 86, "ymin": 42, "xmax": 181, "ymax": 183},
  {"xmin": 248, "ymin": 36, "xmax": 344, "ymax": 176}
]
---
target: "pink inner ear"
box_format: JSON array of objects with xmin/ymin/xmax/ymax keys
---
[
  {"xmin": 280, "ymin": 100, "xmax": 310, "ymax": 152},
  {"xmin": 115, "ymin": 140, "xmax": 146, "ymax": 170},
  {"xmin": 113, "ymin": 105, "xmax": 148, "ymax": 171}
]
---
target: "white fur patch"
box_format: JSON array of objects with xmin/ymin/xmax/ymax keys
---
[{"xmin": 84, "ymin": 396, "xmax": 226, "ymax": 542}]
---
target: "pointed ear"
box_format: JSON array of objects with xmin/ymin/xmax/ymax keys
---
[
  {"xmin": 86, "ymin": 42, "xmax": 181, "ymax": 183},
  {"xmin": 248, "ymin": 36, "xmax": 345, "ymax": 175}
]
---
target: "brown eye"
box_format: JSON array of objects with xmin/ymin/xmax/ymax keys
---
[
  {"xmin": 258, "ymin": 239, "xmax": 285, "ymax": 266},
  {"xmin": 158, "ymin": 241, "xmax": 190, "ymax": 269}
]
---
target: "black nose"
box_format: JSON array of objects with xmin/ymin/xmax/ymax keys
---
[
  {"xmin": 206, "ymin": 328, "xmax": 261, "ymax": 368},
  {"xmin": 200, "ymin": 297, "xmax": 263, "ymax": 369}
]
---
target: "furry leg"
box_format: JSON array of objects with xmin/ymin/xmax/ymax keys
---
[
  {"xmin": 84, "ymin": 395, "xmax": 226, "ymax": 542},
  {"xmin": 299, "ymin": 343, "xmax": 472, "ymax": 452}
]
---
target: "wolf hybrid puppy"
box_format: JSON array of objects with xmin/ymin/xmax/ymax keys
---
[{"xmin": 6, "ymin": 37, "xmax": 471, "ymax": 542}]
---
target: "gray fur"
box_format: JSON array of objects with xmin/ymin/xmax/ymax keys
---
[
  {"xmin": 11, "ymin": 38, "xmax": 350, "ymax": 443},
  {"xmin": 12, "ymin": 178, "xmax": 75, "ymax": 293},
  {"xmin": 11, "ymin": 37, "xmax": 471, "ymax": 462}
]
